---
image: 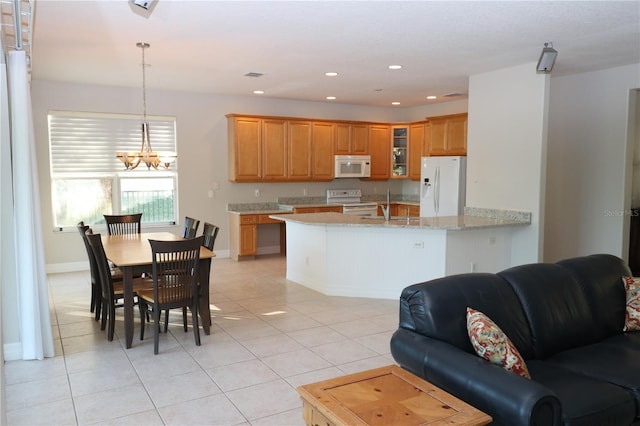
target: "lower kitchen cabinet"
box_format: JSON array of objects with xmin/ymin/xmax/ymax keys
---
[
  {"xmin": 397, "ymin": 204, "xmax": 420, "ymax": 217},
  {"xmin": 229, "ymin": 213, "xmax": 290, "ymax": 260},
  {"xmin": 377, "ymin": 203, "xmax": 420, "ymax": 217}
]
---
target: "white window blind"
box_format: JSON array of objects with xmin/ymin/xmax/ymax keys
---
[{"xmin": 49, "ymin": 111, "xmax": 177, "ymax": 174}]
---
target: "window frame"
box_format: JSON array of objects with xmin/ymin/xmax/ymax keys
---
[{"xmin": 48, "ymin": 110, "xmax": 179, "ymax": 232}]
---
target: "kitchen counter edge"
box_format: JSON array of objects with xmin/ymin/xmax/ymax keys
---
[{"xmin": 268, "ymin": 212, "xmax": 530, "ymax": 231}]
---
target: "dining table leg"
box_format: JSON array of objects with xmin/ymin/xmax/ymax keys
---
[
  {"xmin": 122, "ymin": 266, "xmax": 134, "ymax": 348},
  {"xmin": 199, "ymin": 258, "xmax": 212, "ymax": 335}
]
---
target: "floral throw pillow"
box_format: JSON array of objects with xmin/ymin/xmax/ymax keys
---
[
  {"xmin": 622, "ymin": 277, "xmax": 640, "ymax": 332},
  {"xmin": 466, "ymin": 307, "xmax": 531, "ymax": 379}
]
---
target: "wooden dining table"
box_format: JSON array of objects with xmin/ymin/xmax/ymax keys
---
[{"xmin": 101, "ymin": 232, "xmax": 216, "ymax": 349}]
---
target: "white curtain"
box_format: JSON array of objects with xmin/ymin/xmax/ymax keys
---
[{"xmin": 4, "ymin": 50, "xmax": 54, "ymax": 360}]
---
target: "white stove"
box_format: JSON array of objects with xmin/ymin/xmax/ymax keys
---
[{"xmin": 326, "ymin": 189, "xmax": 378, "ymax": 216}]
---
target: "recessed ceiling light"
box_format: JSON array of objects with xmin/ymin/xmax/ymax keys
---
[
  {"xmin": 391, "ymin": 101, "xmax": 401, "ymax": 105},
  {"xmin": 253, "ymin": 90, "xmax": 264, "ymax": 94},
  {"xmin": 426, "ymin": 95, "xmax": 437, "ymax": 100},
  {"xmin": 388, "ymin": 65, "xmax": 402, "ymax": 70},
  {"xmin": 326, "ymin": 96, "xmax": 336, "ymax": 100},
  {"xmin": 325, "ymin": 72, "xmax": 338, "ymax": 77}
]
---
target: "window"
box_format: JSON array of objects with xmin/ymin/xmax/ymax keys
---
[{"xmin": 48, "ymin": 111, "xmax": 178, "ymax": 230}]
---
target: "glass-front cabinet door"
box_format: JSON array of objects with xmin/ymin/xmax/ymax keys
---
[{"xmin": 391, "ymin": 126, "xmax": 408, "ymax": 178}]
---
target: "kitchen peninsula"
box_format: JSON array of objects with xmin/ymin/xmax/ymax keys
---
[{"xmin": 270, "ymin": 209, "xmax": 530, "ymax": 299}]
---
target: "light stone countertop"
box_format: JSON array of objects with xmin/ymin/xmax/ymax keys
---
[{"xmin": 269, "ymin": 212, "xmax": 530, "ymax": 230}]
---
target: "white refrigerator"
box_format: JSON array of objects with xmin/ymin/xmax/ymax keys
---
[{"xmin": 420, "ymin": 156, "xmax": 467, "ymax": 217}]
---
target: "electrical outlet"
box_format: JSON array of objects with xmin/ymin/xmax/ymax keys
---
[
  {"xmin": 489, "ymin": 236, "xmax": 496, "ymax": 245},
  {"xmin": 303, "ymin": 188, "xmax": 308, "ymax": 196},
  {"xmin": 211, "ymin": 181, "xmax": 220, "ymax": 190},
  {"xmin": 255, "ymin": 189, "xmax": 261, "ymax": 197},
  {"xmin": 413, "ymin": 241, "xmax": 424, "ymax": 249}
]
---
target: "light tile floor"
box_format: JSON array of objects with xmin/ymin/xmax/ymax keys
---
[{"xmin": 5, "ymin": 255, "xmax": 399, "ymax": 425}]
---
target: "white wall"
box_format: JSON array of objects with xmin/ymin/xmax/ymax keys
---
[
  {"xmin": 466, "ymin": 62, "xmax": 550, "ymax": 265},
  {"xmin": 544, "ymin": 64, "xmax": 640, "ymax": 261}
]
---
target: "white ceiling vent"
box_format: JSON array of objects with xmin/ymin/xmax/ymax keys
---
[{"xmin": 244, "ymin": 72, "xmax": 265, "ymax": 78}]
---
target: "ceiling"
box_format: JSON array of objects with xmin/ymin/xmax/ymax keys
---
[{"xmin": 29, "ymin": 1, "xmax": 640, "ymax": 108}]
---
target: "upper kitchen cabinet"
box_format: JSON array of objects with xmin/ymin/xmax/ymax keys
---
[
  {"xmin": 287, "ymin": 120, "xmax": 312, "ymax": 180},
  {"xmin": 426, "ymin": 113, "xmax": 467, "ymax": 156},
  {"xmin": 311, "ymin": 121, "xmax": 335, "ymax": 180},
  {"xmin": 262, "ymin": 118, "xmax": 288, "ymax": 181},
  {"xmin": 408, "ymin": 121, "xmax": 427, "ymax": 181},
  {"xmin": 227, "ymin": 114, "xmax": 334, "ymax": 182},
  {"xmin": 391, "ymin": 125, "xmax": 409, "ymax": 179},
  {"xmin": 335, "ymin": 123, "xmax": 369, "ymax": 155},
  {"xmin": 368, "ymin": 124, "xmax": 391, "ymax": 180},
  {"xmin": 228, "ymin": 115, "xmax": 262, "ymax": 182}
]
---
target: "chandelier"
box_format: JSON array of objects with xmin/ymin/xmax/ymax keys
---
[{"xmin": 116, "ymin": 42, "xmax": 177, "ymax": 170}]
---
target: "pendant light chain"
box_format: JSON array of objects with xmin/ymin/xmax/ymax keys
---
[
  {"xmin": 139, "ymin": 42, "xmax": 148, "ymax": 123},
  {"xmin": 116, "ymin": 42, "xmax": 177, "ymax": 170}
]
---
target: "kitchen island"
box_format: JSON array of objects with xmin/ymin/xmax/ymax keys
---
[{"xmin": 270, "ymin": 210, "xmax": 530, "ymax": 299}]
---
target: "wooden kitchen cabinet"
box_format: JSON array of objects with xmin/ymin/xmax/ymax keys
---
[
  {"xmin": 229, "ymin": 214, "xmax": 258, "ymax": 259},
  {"xmin": 427, "ymin": 113, "xmax": 467, "ymax": 156},
  {"xmin": 228, "ymin": 116, "xmax": 262, "ymax": 182},
  {"xmin": 262, "ymin": 118, "xmax": 288, "ymax": 181},
  {"xmin": 311, "ymin": 122, "xmax": 335, "ymax": 180},
  {"xmin": 335, "ymin": 123, "xmax": 369, "ymax": 155},
  {"xmin": 368, "ymin": 124, "xmax": 391, "ymax": 180},
  {"xmin": 229, "ymin": 212, "xmax": 290, "ymax": 260},
  {"xmin": 288, "ymin": 120, "xmax": 312, "ymax": 180},
  {"xmin": 397, "ymin": 204, "xmax": 420, "ymax": 217},
  {"xmin": 409, "ymin": 121, "xmax": 427, "ymax": 181},
  {"xmin": 228, "ymin": 114, "xmax": 336, "ymax": 182}
]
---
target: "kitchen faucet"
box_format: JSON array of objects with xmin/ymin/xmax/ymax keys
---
[{"xmin": 380, "ymin": 189, "xmax": 391, "ymax": 221}]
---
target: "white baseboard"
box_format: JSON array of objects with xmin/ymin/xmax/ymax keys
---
[
  {"xmin": 46, "ymin": 251, "xmax": 231, "ymax": 274},
  {"xmin": 211, "ymin": 249, "xmax": 230, "ymax": 259},
  {"xmin": 46, "ymin": 261, "xmax": 88, "ymax": 274}
]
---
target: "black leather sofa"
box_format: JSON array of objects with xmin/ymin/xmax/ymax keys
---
[{"xmin": 390, "ymin": 254, "xmax": 640, "ymax": 426}]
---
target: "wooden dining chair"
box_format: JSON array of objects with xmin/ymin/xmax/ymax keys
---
[
  {"xmin": 104, "ymin": 213, "xmax": 143, "ymax": 235},
  {"xmin": 77, "ymin": 221, "xmax": 101, "ymax": 317},
  {"xmin": 182, "ymin": 216, "xmax": 200, "ymax": 238},
  {"xmin": 161, "ymin": 222, "xmax": 219, "ymax": 332},
  {"xmin": 86, "ymin": 230, "xmax": 152, "ymax": 341},
  {"xmin": 138, "ymin": 236, "xmax": 204, "ymax": 354},
  {"xmin": 202, "ymin": 222, "xmax": 220, "ymax": 251}
]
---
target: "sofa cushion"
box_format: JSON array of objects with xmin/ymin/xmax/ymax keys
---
[
  {"xmin": 557, "ymin": 254, "xmax": 630, "ymax": 339},
  {"xmin": 622, "ymin": 277, "xmax": 640, "ymax": 331},
  {"xmin": 466, "ymin": 307, "xmax": 530, "ymax": 378},
  {"xmin": 498, "ymin": 263, "xmax": 597, "ymax": 359},
  {"xmin": 545, "ymin": 343, "xmax": 640, "ymax": 417},
  {"xmin": 527, "ymin": 360, "xmax": 636, "ymax": 426},
  {"xmin": 399, "ymin": 273, "xmax": 535, "ymax": 359}
]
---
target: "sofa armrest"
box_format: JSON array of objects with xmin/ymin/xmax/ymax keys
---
[{"xmin": 390, "ymin": 328, "xmax": 561, "ymax": 426}]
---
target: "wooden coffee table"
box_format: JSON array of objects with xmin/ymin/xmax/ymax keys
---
[{"xmin": 297, "ymin": 365, "xmax": 491, "ymax": 426}]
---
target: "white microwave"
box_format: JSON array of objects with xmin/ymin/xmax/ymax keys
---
[{"xmin": 334, "ymin": 155, "xmax": 371, "ymax": 178}]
